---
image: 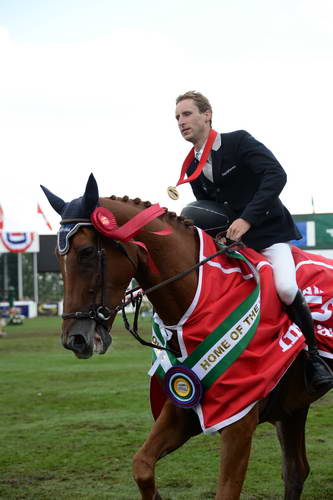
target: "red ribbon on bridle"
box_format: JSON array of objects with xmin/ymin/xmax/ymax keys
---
[{"xmin": 91, "ymin": 204, "xmax": 172, "ymax": 273}]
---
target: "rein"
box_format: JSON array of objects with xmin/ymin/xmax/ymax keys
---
[
  {"xmin": 119, "ymin": 240, "xmax": 244, "ymax": 353},
  {"xmin": 60, "ymin": 217, "xmax": 243, "ymax": 353}
]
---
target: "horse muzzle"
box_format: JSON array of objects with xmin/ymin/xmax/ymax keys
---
[{"xmin": 62, "ymin": 319, "xmax": 112, "ymax": 359}]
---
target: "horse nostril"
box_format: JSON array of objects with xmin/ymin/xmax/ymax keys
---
[
  {"xmin": 64, "ymin": 334, "xmax": 87, "ymax": 352},
  {"xmin": 72, "ymin": 334, "xmax": 86, "ymax": 349},
  {"xmin": 74, "ymin": 335, "xmax": 84, "ymax": 344}
]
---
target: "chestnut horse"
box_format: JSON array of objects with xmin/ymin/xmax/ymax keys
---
[{"xmin": 42, "ymin": 174, "xmax": 332, "ymax": 500}]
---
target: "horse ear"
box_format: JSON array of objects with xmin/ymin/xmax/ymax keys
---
[
  {"xmin": 82, "ymin": 173, "xmax": 99, "ymax": 215},
  {"xmin": 40, "ymin": 185, "xmax": 66, "ymax": 216}
]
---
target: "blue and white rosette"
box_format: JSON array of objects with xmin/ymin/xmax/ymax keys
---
[{"xmin": 164, "ymin": 365, "xmax": 203, "ymax": 408}]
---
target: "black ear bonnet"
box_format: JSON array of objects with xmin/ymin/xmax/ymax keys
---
[{"xmin": 41, "ymin": 173, "xmax": 99, "ymax": 254}]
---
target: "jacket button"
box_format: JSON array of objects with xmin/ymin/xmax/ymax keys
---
[
  {"xmin": 216, "ymin": 188, "xmax": 220, "ymax": 193},
  {"xmin": 224, "ymin": 201, "xmax": 229, "ymax": 205},
  {"xmin": 266, "ymin": 210, "xmax": 270, "ymax": 215}
]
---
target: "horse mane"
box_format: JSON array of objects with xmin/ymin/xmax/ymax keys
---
[{"xmin": 107, "ymin": 195, "xmax": 194, "ymax": 230}]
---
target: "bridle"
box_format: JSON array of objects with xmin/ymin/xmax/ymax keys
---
[
  {"xmin": 60, "ymin": 218, "xmax": 137, "ymax": 329},
  {"xmin": 60, "ymin": 218, "xmax": 177, "ymax": 352},
  {"xmin": 60, "ymin": 218, "xmax": 244, "ymax": 352}
]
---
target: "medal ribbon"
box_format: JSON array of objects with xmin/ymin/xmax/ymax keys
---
[{"xmin": 176, "ymin": 129, "xmax": 218, "ymax": 186}]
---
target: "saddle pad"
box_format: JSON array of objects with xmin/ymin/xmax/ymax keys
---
[{"xmin": 150, "ymin": 230, "xmax": 333, "ymax": 433}]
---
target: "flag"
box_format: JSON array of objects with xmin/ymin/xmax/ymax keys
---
[
  {"xmin": 37, "ymin": 203, "xmax": 53, "ymax": 231},
  {"xmin": 292, "ymin": 221, "xmax": 316, "ymax": 248},
  {"xmin": 0, "ymin": 204, "xmax": 3, "ymax": 230}
]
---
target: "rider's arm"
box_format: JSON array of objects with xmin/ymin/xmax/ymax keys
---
[{"xmin": 236, "ymin": 131, "xmax": 287, "ymax": 226}]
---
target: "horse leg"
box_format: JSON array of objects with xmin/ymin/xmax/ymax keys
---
[
  {"xmin": 216, "ymin": 404, "xmax": 259, "ymax": 500},
  {"xmin": 133, "ymin": 399, "xmax": 201, "ymax": 500},
  {"xmin": 276, "ymin": 406, "xmax": 310, "ymax": 500}
]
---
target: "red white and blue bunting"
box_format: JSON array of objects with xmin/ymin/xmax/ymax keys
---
[{"xmin": 0, "ymin": 232, "xmax": 39, "ymax": 253}]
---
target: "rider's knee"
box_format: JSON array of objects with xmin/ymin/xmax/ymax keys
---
[{"xmin": 276, "ymin": 283, "xmax": 298, "ymax": 306}]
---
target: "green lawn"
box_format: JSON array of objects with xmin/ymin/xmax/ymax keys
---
[{"xmin": 0, "ymin": 317, "xmax": 332, "ymax": 499}]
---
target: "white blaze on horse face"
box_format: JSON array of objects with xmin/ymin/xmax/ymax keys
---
[{"xmin": 63, "ymin": 254, "xmax": 67, "ymax": 275}]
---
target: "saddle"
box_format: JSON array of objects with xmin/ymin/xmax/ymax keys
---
[{"xmin": 181, "ymin": 200, "xmax": 236, "ymax": 237}]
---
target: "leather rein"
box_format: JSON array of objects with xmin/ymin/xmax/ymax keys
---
[{"xmin": 60, "ymin": 218, "xmax": 242, "ymax": 352}]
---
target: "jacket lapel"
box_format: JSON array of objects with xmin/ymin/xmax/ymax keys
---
[{"xmin": 211, "ymin": 134, "xmax": 223, "ymax": 184}]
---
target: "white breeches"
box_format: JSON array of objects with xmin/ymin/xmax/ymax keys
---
[{"xmin": 261, "ymin": 243, "xmax": 298, "ymax": 305}]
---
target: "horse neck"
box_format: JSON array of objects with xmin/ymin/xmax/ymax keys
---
[
  {"xmin": 102, "ymin": 197, "xmax": 200, "ymax": 325},
  {"xmin": 136, "ymin": 225, "xmax": 199, "ymax": 325}
]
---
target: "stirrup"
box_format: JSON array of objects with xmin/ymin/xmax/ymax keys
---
[{"xmin": 304, "ymin": 354, "xmax": 333, "ymax": 396}]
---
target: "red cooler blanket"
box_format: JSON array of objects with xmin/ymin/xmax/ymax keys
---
[{"xmin": 150, "ymin": 229, "xmax": 333, "ymax": 433}]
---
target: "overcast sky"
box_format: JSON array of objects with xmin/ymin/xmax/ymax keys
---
[{"xmin": 0, "ymin": 0, "xmax": 332, "ymax": 232}]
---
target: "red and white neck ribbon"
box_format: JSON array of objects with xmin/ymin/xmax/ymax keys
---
[{"xmin": 91, "ymin": 204, "xmax": 172, "ymax": 273}]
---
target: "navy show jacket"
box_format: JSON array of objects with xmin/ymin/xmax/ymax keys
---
[{"xmin": 186, "ymin": 130, "xmax": 301, "ymax": 250}]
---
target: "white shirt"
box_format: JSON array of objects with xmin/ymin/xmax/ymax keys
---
[{"xmin": 194, "ymin": 132, "xmax": 221, "ymax": 183}]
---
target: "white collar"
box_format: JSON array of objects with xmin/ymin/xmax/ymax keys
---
[{"xmin": 194, "ymin": 132, "xmax": 221, "ymax": 159}]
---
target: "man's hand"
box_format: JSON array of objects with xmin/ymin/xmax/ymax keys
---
[{"xmin": 226, "ymin": 218, "xmax": 251, "ymax": 241}]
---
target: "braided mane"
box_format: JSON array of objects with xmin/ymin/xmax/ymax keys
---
[{"xmin": 108, "ymin": 195, "xmax": 194, "ymax": 230}]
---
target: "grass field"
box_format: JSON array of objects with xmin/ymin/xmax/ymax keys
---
[{"xmin": 0, "ymin": 316, "xmax": 332, "ymax": 499}]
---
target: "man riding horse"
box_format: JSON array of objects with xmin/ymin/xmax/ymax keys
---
[
  {"xmin": 173, "ymin": 90, "xmax": 333, "ymax": 396},
  {"xmin": 41, "ymin": 171, "xmax": 333, "ymax": 497}
]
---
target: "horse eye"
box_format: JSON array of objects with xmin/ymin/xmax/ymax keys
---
[{"xmin": 78, "ymin": 246, "xmax": 96, "ymax": 260}]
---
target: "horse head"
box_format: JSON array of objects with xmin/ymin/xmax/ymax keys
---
[
  {"xmin": 41, "ymin": 174, "xmax": 196, "ymax": 359},
  {"xmin": 41, "ymin": 174, "xmax": 141, "ymax": 359}
]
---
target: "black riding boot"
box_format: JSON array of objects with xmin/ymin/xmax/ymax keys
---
[{"xmin": 286, "ymin": 290, "xmax": 333, "ymax": 396}]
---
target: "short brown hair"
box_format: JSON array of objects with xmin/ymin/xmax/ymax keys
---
[{"xmin": 176, "ymin": 91, "xmax": 212, "ymax": 125}]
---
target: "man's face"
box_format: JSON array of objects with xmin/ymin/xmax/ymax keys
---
[{"xmin": 175, "ymin": 98, "xmax": 211, "ymax": 145}]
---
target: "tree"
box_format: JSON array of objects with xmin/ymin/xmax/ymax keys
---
[{"xmin": 0, "ymin": 254, "xmax": 63, "ymax": 303}]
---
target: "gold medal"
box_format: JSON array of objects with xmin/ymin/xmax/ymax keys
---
[{"xmin": 167, "ymin": 186, "xmax": 179, "ymax": 200}]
